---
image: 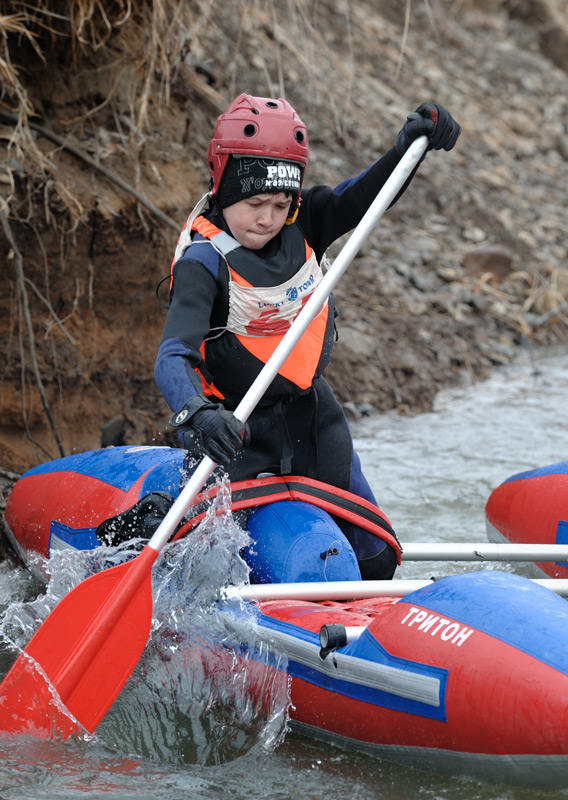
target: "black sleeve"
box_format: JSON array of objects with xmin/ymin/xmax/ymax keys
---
[
  {"xmin": 298, "ymin": 145, "xmax": 420, "ymax": 260},
  {"xmin": 154, "ymin": 258, "xmax": 222, "ymax": 410},
  {"xmin": 164, "ymin": 258, "xmax": 220, "ymax": 347}
]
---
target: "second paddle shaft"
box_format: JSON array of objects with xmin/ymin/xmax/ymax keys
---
[
  {"xmin": 230, "ymin": 577, "xmax": 568, "ymax": 602},
  {"xmin": 401, "ymin": 542, "xmax": 568, "ymax": 562}
]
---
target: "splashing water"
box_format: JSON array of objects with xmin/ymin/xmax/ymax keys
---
[
  {"xmin": 0, "ymin": 473, "xmax": 291, "ymax": 765},
  {"xmin": 0, "ymin": 539, "xmax": 148, "ymax": 658}
]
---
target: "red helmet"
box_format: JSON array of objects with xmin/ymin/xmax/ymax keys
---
[{"xmin": 208, "ymin": 94, "xmax": 309, "ymax": 204}]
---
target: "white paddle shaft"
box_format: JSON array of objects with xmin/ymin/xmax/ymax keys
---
[
  {"xmin": 402, "ymin": 542, "xmax": 568, "ymax": 562},
  {"xmin": 228, "ymin": 577, "xmax": 568, "ymax": 602}
]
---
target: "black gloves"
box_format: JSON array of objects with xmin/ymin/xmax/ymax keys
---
[
  {"xmin": 395, "ymin": 102, "xmax": 461, "ymax": 156},
  {"xmin": 170, "ymin": 399, "xmax": 250, "ymax": 468}
]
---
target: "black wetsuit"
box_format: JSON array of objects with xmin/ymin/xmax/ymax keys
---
[{"xmin": 155, "ymin": 145, "xmax": 414, "ymax": 578}]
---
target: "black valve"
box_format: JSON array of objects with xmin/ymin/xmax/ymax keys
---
[{"xmin": 319, "ymin": 623, "xmax": 347, "ymax": 660}]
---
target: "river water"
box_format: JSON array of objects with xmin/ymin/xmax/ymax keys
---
[{"xmin": 1, "ymin": 347, "xmax": 568, "ymax": 800}]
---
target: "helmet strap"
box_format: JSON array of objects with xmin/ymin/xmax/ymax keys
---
[{"xmin": 286, "ymin": 207, "xmax": 299, "ymax": 225}]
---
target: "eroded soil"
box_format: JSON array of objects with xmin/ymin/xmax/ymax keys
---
[{"xmin": 1, "ymin": 0, "xmax": 567, "ymax": 491}]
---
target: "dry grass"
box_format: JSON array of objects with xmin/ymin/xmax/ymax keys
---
[
  {"xmin": 0, "ymin": 1, "xmax": 202, "ymax": 458},
  {"xmin": 0, "ymin": 1, "xmax": 195, "ymax": 168}
]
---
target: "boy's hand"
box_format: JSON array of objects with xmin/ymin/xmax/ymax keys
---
[
  {"xmin": 171, "ymin": 401, "xmax": 250, "ymax": 467},
  {"xmin": 186, "ymin": 406, "xmax": 250, "ymax": 466},
  {"xmin": 395, "ymin": 102, "xmax": 461, "ymax": 155}
]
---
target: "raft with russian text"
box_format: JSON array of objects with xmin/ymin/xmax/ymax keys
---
[{"xmin": 4, "ymin": 445, "xmax": 568, "ymax": 787}]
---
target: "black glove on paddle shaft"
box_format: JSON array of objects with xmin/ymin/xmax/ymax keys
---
[
  {"xmin": 395, "ymin": 102, "xmax": 461, "ymax": 156},
  {"xmin": 188, "ymin": 406, "xmax": 249, "ymax": 466},
  {"xmin": 170, "ymin": 401, "xmax": 250, "ymax": 468}
]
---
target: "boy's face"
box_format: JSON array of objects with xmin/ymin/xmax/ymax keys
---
[{"xmin": 222, "ymin": 192, "xmax": 293, "ymax": 250}]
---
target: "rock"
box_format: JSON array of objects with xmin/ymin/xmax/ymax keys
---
[
  {"xmin": 558, "ymin": 136, "xmax": 568, "ymax": 161},
  {"xmin": 462, "ymin": 245, "xmax": 516, "ymax": 281},
  {"xmin": 342, "ymin": 402, "xmax": 358, "ymax": 420},
  {"xmin": 101, "ymin": 415, "xmax": 125, "ymax": 447},
  {"xmin": 0, "ymin": 468, "xmax": 19, "ymax": 513},
  {"xmin": 463, "ymin": 227, "xmax": 488, "ymax": 244}
]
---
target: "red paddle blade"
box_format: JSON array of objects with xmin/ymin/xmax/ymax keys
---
[{"xmin": 0, "ymin": 545, "xmax": 158, "ymax": 738}]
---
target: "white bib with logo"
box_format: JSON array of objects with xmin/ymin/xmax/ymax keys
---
[{"xmin": 226, "ymin": 250, "xmax": 327, "ymax": 337}]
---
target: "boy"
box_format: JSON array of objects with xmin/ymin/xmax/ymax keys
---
[{"xmin": 155, "ymin": 93, "xmax": 460, "ymax": 579}]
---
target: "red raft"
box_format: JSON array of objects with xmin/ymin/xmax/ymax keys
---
[
  {"xmin": 485, "ymin": 460, "xmax": 568, "ymax": 579},
  {"xmin": 4, "ymin": 446, "xmax": 568, "ymax": 787}
]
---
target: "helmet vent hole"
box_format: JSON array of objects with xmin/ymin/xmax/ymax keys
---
[
  {"xmin": 265, "ymin": 101, "xmax": 279, "ymax": 108},
  {"xmin": 243, "ymin": 123, "xmax": 257, "ymax": 137},
  {"xmin": 295, "ymin": 131, "xmax": 305, "ymax": 143}
]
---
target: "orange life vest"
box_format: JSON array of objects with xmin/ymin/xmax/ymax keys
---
[{"xmin": 184, "ymin": 215, "xmax": 330, "ymax": 397}]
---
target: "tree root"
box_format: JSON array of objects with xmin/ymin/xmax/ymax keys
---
[
  {"xmin": 0, "ymin": 109, "xmax": 180, "ymax": 232},
  {"xmin": 0, "ymin": 204, "xmax": 65, "ymax": 459}
]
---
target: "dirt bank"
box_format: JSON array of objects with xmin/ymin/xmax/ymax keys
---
[{"xmin": 1, "ymin": 0, "xmax": 568, "ymax": 486}]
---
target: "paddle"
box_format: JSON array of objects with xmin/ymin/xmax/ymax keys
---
[
  {"xmin": 0, "ymin": 135, "xmax": 430, "ymax": 738},
  {"xmin": 400, "ymin": 542, "xmax": 568, "ymax": 562},
  {"xmin": 228, "ymin": 576, "xmax": 568, "ymax": 602}
]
